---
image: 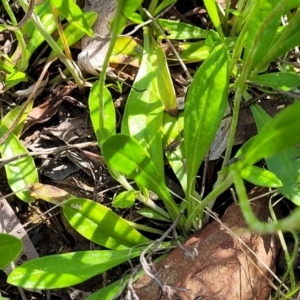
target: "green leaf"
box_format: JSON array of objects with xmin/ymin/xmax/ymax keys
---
[
  {"xmin": 248, "ymin": 72, "xmax": 300, "ymax": 92},
  {"xmin": 89, "ymin": 81, "xmax": 116, "ymax": 147},
  {"xmin": 240, "ymin": 165, "xmax": 282, "ymax": 188},
  {"xmin": 48, "ymin": 11, "xmax": 98, "ymax": 61},
  {"xmin": 137, "ymin": 207, "xmax": 170, "ymax": 222},
  {"xmin": 64, "ymin": 197, "xmax": 151, "ymax": 249},
  {"xmin": 0, "ymin": 234, "xmax": 22, "ymax": 269},
  {"xmin": 0, "ymin": 125, "xmax": 38, "ymax": 202},
  {"xmin": 102, "ymin": 134, "xmax": 182, "ymax": 223},
  {"xmin": 153, "ymin": 0, "xmax": 176, "ymax": 17},
  {"xmin": 256, "ymin": 8, "xmax": 300, "ymax": 74},
  {"xmin": 203, "ymin": 0, "xmax": 224, "ymax": 41},
  {"xmin": 26, "ymin": 14, "xmax": 57, "ymax": 62},
  {"xmin": 121, "ymin": 28, "xmax": 164, "ymax": 174},
  {"xmin": 2, "ymin": 101, "xmax": 33, "ymax": 137},
  {"xmin": 184, "ymin": 44, "xmax": 228, "ymax": 205},
  {"xmin": 235, "ymin": 102, "xmax": 300, "ymax": 169},
  {"xmin": 51, "ymin": 0, "xmax": 93, "ymax": 37},
  {"xmin": 8, "ymin": 249, "xmax": 142, "ymax": 289},
  {"xmin": 113, "ymin": 190, "xmax": 136, "ymax": 208},
  {"xmin": 156, "ymin": 19, "xmax": 208, "ymax": 40},
  {"xmin": 113, "ymin": 0, "xmax": 143, "ymax": 35},
  {"xmin": 5, "ymin": 72, "xmax": 27, "ymax": 88},
  {"xmin": 250, "ymin": 104, "xmax": 300, "ymax": 205},
  {"xmin": 154, "ymin": 44, "xmax": 177, "ymax": 116}
]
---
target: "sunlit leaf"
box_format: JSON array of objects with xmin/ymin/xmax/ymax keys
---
[
  {"xmin": 240, "ymin": 165, "xmax": 282, "ymax": 188},
  {"xmin": 113, "ymin": 190, "xmax": 136, "ymax": 208},
  {"xmin": 184, "ymin": 44, "xmax": 228, "ymax": 210},
  {"xmin": 102, "ymin": 134, "xmax": 181, "ymax": 223},
  {"xmin": 0, "ymin": 125, "xmax": 38, "ymax": 202},
  {"xmin": 64, "ymin": 198, "xmax": 151, "ymax": 249},
  {"xmin": 8, "ymin": 249, "xmax": 142, "ymax": 289},
  {"xmin": 89, "ymin": 81, "xmax": 115, "ymax": 146}
]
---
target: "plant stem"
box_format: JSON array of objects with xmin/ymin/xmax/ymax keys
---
[{"xmin": 185, "ymin": 173, "xmax": 233, "ymax": 231}]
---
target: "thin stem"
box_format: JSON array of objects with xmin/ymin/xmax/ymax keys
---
[{"xmin": 185, "ymin": 173, "xmax": 233, "ymax": 231}]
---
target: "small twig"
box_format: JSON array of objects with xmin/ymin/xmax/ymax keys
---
[{"xmin": 0, "ymin": 141, "xmax": 98, "ymax": 168}]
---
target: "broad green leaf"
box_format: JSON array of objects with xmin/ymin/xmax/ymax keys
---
[
  {"xmin": 102, "ymin": 134, "xmax": 182, "ymax": 223},
  {"xmin": 64, "ymin": 198, "xmax": 151, "ymax": 249},
  {"xmin": 250, "ymin": 104, "xmax": 300, "ymax": 205},
  {"xmin": 48, "ymin": 11, "xmax": 98, "ymax": 61},
  {"xmin": 113, "ymin": 190, "xmax": 136, "ymax": 208},
  {"xmin": 89, "ymin": 81, "xmax": 115, "ymax": 146},
  {"xmin": 154, "ymin": 44, "xmax": 177, "ymax": 115},
  {"xmin": 51, "ymin": 0, "xmax": 93, "ymax": 36},
  {"xmin": 156, "ymin": 19, "xmax": 208, "ymax": 41},
  {"xmin": 121, "ymin": 28, "xmax": 164, "ymax": 174},
  {"xmin": 137, "ymin": 207, "xmax": 170, "ymax": 222},
  {"xmin": 248, "ymin": 72, "xmax": 300, "ymax": 92},
  {"xmin": 8, "ymin": 249, "xmax": 142, "ymax": 289},
  {"xmin": 203, "ymin": 0, "xmax": 224, "ymax": 41},
  {"xmin": 0, "ymin": 125, "xmax": 38, "ymax": 202},
  {"xmin": 184, "ymin": 44, "xmax": 228, "ymax": 206},
  {"xmin": 240, "ymin": 165, "xmax": 282, "ymax": 188},
  {"xmin": 235, "ymin": 102, "xmax": 300, "ymax": 169},
  {"xmin": 0, "ymin": 234, "xmax": 22, "ymax": 269}
]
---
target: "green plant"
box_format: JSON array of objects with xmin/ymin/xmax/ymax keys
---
[{"xmin": 4, "ymin": 0, "xmax": 300, "ymax": 298}]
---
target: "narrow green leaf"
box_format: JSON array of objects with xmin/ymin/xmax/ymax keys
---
[
  {"xmin": 236, "ymin": 102, "xmax": 300, "ymax": 169},
  {"xmin": 0, "ymin": 234, "xmax": 22, "ymax": 269},
  {"xmin": 0, "ymin": 125, "xmax": 38, "ymax": 202},
  {"xmin": 26, "ymin": 14, "xmax": 57, "ymax": 61},
  {"xmin": 256, "ymin": 9, "xmax": 300, "ymax": 73},
  {"xmin": 8, "ymin": 249, "xmax": 141, "ymax": 289},
  {"xmin": 102, "ymin": 134, "xmax": 181, "ymax": 223},
  {"xmin": 250, "ymin": 104, "xmax": 300, "ymax": 205},
  {"xmin": 64, "ymin": 198, "xmax": 151, "ymax": 249},
  {"xmin": 248, "ymin": 72, "xmax": 300, "ymax": 92},
  {"xmin": 154, "ymin": 45, "xmax": 177, "ymax": 116},
  {"xmin": 51, "ymin": 0, "xmax": 93, "ymax": 36},
  {"xmin": 113, "ymin": 190, "xmax": 136, "ymax": 208},
  {"xmin": 89, "ymin": 81, "xmax": 115, "ymax": 146},
  {"xmin": 203, "ymin": 0, "xmax": 224, "ymax": 41},
  {"xmin": 240, "ymin": 165, "xmax": 282, "ymax": 188},
  {"xmin": 184, "ymin": 44, "xmax": 228, "ymax": 196},
  {"xmin": 156, "ymin": 19, "xmax": 208, "ymax": 40},
  {"xmin": 153, "ymin": 0, "xmax": 176, "ymax": 17}
]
